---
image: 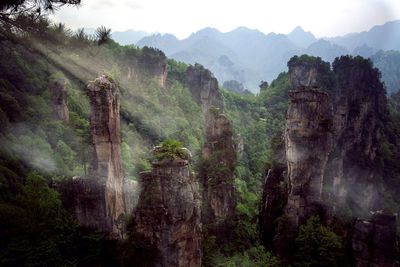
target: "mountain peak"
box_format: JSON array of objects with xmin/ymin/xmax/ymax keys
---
[
  {"xmin": 290, "ymin": 26, "xmax": 305, "ymax": 34},
  {"xmin": 287, "ymin": 26, "xmax": 317, "ymax": 48},
  {"xmin": 193, "ymin": 27, "xmax": 221, "ymax": 35}
]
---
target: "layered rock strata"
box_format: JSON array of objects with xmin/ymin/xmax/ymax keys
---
[
  {"xmin": 133, "ymin": 155, "xmax": 202, "ymax": 267},
  {"xmin": 60, "ymin": 75, "xmax": 135, "ymax": 238},
  {"xmin": 284, "ymin": 88, "xmax": 333, "ymax": 228},
  {"xmin": 323, "ymin": 58, "xmax": 387, "ymax": 216},
  {"xmin": 263, "ymin": 56, "xmax": 393, "ymax": 261},
  {"xmin": 199, "ymin": 108, "xmax": 236, "ymax": 241}
]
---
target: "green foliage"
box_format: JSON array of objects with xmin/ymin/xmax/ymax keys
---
[
  {"xmin": 139, "ymin": 46, "xmax": 166, "ymax": 65},
  {"xmin": 259, "ymin": 80, "xmax": 269, "ymax": 91},
  {"xmin": 218, "ymin": 71, "xmax": 291, "ymax": 260},
  {"xmin": 153, "ymin": 139, "xmax": 187, "ymax": 161},
  {"xmin": 0, "ymin": 172, "xmax": 104, "ymax": 266},
  {"xmin": 333, "ymin": 55, "xmax": 382, "ymax": 90},
  {"xmin": 95, "ymin": 26, "xmax": 112, "ymax": 46},
  {"xmin": 121, "ymin": 142, "xmax": 135, "ymax": 179},
  {"xmin": 118, "ymin": 221, "xmax": 160, "ymax": 267},
  {"xmin": 294, "ymin": 216, "xmax": 344, "ymax": 267},
  {"xmin": 0, "ymin": 0, "xmax": 81, "ymax": 15},
  {"xmin": 54, "ymin": 140, "xmax": 76, "ymax": 176},
  {"xmin": 167, "ymin": 58, "xmax": 187, "ymax": 83},
  {"xmin": 204, "ymin": 243, "xmax": 280, "ymax": 267},
  {"xmin": 288, "ymin": 54, "xmax": 335, "ymax": 90}
]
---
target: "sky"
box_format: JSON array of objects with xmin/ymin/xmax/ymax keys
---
[{"xmin": 51, "ymin": 0, "xmax": 400, "ymax": 39}]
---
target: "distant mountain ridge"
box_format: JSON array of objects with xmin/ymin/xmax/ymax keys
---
[{"xmin": 128, "ymin": 20, "xmax": 400, "ymax": 93}]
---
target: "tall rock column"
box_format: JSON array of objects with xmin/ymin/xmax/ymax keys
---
[
  {"xmin": 199, "ymin": 108, "xmax": 236, "ymax": 240},
  {"xmin": 133, "ymin": 150, "xmax": 202, "ymax": 267},
  {"xmin": 185, "ymin": 63, "xmax": 236, "ymax": 240},
  {"xmin": 284, "ymin": 88, "xmax": 333, "ymax": 229},
  {"xmin": 323, "ymin": 57, "xmax": 387, "ymax": 216},
  {"xmin": 86, "ymin": 75, "xmax": 125, "ymax": 236},
  {"xmin": 59, "ymin": 75, "xmax": 134, "ymax": 239},
  {"xmin": 185, "ymin": 63, "xmax": 224, "ymax": 112}
]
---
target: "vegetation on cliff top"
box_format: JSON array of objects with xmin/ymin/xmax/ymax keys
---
[{"xmin": 152, "ymin": 139, "xmax": 190, "ymax": 161}]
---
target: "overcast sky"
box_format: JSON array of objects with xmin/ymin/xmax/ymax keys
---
[{"xmin": 51, "ymin": 0, "xmax": 400, "ymax": 39}]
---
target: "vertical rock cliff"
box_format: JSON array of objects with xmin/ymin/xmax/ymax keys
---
[
  {"xmin": 138, "ymin": 47, "xmax": 168, "ymax": 88},
  {"xmin": 60, "ymin": 75, "xmax": 134, "ymax": 238},
  {"xmin": 324, "ymin": 56, "xmax": 387, "ymax": 216},
  {"xmin": 185, "ymin": 63, "xmax": 224, "ymax": 112},
  {"xmin": 86, "ymin": 74, "xmax": 127, "ymax": 236},
  {"xmin": 133, "ymin": 152, "xmax": 202, "ymax": 267},
  {"xmin": 259, "ymin": 165, "xmax": 287, "ymax": 248},
  {"xmin": 199, "ymin": 108, "xmax": 236, "ymax": 240},
  {"xmin": 49, "ymin": 79, "xmax": 69, "ymax": 122},
  {"xmin": 259, "ymin": 133, "xmax": 288, "ymax": 248},
  {"xmin": 261, "ymin": 56, "xmax": 395, "ymax": 263},
  {"xmin": 273, "ymin": 87, "xmax": 333, "ymax": 255},
  {"xmin": 285, "ymin": 88, "xmax": 333, "ymax": 228},
  {"xmin": 184, "ymin": 63, "xmax": 236, "ymax": 240}
]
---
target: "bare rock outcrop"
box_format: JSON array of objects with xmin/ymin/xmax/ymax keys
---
[
  {"xmin": 185, "ymin": 63, "xmax": 224, "ymax": 112},
  {"xmin": 288, "ymin": 63, "xmax": 319, "ymax": 89},
  {"xmin": 351, "ymin": 211, "xmax": 399, "ymax": 267},
  {"xmin": 259, "ymin": 165, "xmax": 287, "ymax": 248},
  {"xmin": 284, "ymin": 88, "xmax": 333, "ymax": 228},
  {"xmin": 199, "ymin": 108, "xmax": 236, "ymax": 241},
  {"xmin": 324, "ymin": 57, "xmax": 387, "ymax": 216},
  {"xmin": 133, "ymin": 154, "xmax": 202, "ymax": 267},
  {"xmin": 264, "ymin": 56, "xmax": 391, "ymax": 261},
  {"xmin": 49, "ymin": 80, "xmax": 69, "ymax": 122},
  {"xmin": 60, "ymin": 75, "xmax": 135, "ymax": 238},
  {"xmin": 138, "ymin": 47, "xmax": 168, "ymax": 88},
  {"xmin": 86, "ymin": 75, "xmax": 126, "ymax": 235}
]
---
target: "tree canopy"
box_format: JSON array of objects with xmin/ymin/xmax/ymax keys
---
[{"xmin": 1, "ymin": 0, "xmax": 80, "ymax": 16}]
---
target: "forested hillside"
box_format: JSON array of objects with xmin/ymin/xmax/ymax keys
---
[{"xmin": 0, "ymin": 11, "xmax": 286, "ymax": 266}]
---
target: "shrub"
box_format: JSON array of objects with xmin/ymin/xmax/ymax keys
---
[
  {"xmin": 152, "ymin": 139, "xmax": 187, "ymax": 161},
  {"xmin": 294, "ymin": 216, "xmax": 344, "ymax": 267}
]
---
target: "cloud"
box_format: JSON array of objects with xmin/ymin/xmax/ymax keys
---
[
  {"xmin": 85, "ymin": 0, "xmax": 143, "ymax": 10},
  {"xmin": 83, "ymin": 0, "xmax": 112, "ymax": 9},
  {"xmin": 124, "ymin": 1, "xmax": 143, "ymax": 10},
  {"xmin": 0, "ymin": 126, "xmax": 57, "ymax": 174},
  {"xmin": 52, "ymin": 0, "xmax": 400, "ymax": 38}
]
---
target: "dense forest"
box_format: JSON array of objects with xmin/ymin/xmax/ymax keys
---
[{"xmin": 1, "ymin": 3, "xmax": 400, "ymax": 267}]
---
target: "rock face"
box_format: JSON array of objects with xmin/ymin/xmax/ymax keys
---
[
  {"xmin": 185, "ymin": 63, "xmax": 224, "ymax": 112},
  {"xmin": 264, "ymin": 56, "xmax": 391, "ymax": 260},
  {"xmin": 138, "ymin": 47, "xmax": 168, "ymax": 88},
  {"xmin": 259, "ymin": 165, "xmax": 287, "ymax": 248},
  {"xmin": 351, "ymin": 211, "xmax": 399, "ymax": 267},
  {"xmin": 49, "ymin": 80, "xmax": 69, "ymax": 122},
  {"xmin": 199, "ymin": 108, "xmax": 236, "ymax": 240},
  {"xmin": 282, "ymin": 56, "xmax": 387, "ymax": 218},
  {"xmin": 284, "ymin": 88, "xmax": 333, "ymax": 228},
  {"xmin": 59, "ymin": 175, "xmax": 107, "ymax": 230},
  {"xmin": 86, "ymin": 75, "xmax": 126, "ymax": 236},
  {"xmin": 60, "ymin": 75, "xmax": 135, "ymax": 238},
  {"xmin": 147, "ymin": 60, "xmax": 167, "ymax": 88},
  {"xmin": 324, "ymin": 57, "xmax": 387, "ymax": 216},
  {"xmin": 259, "ymin": 133, "xmax": 288, "ymax": 248},
  {"xmin": 133, "ymin": 156, "xmax": 202, "ymax": 267},
  {"xmin": 288, "ymin": 63, "xmax": 319, "ymax": 89}
]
